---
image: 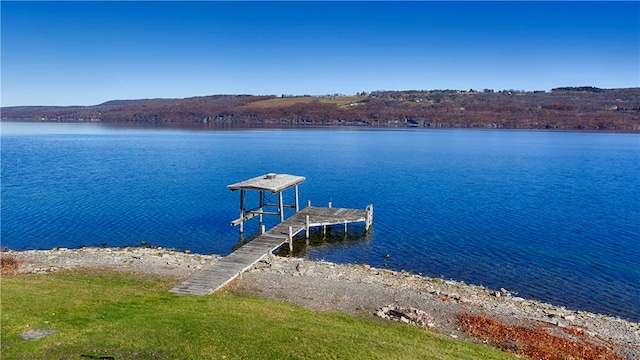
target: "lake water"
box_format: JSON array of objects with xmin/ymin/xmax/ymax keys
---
[{"xmin": 2, "ymin": 121, "xmax": 639, "ymax": 321}]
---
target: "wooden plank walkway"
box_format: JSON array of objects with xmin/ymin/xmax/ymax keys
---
[{"xmin": 170, "ymin": 205, "xmax": 372, "ymax": 295}]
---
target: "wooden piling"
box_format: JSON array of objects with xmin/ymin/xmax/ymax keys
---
[
  {"xmin": 288, "ymin": 226, "xmax": 293, "ymax": 252},
  {"xmin": 305, "ymin": 215, "xmax": 310, "ymax": 239},
  {"xmin": 365, "ymin": 204, "xmax": 374, "ymax": 231}
]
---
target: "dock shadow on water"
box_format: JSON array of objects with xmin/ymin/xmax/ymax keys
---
[
  {"xmin": 231, "ymin": 232, "xmax": 261, "ymax": 252},
  {"xmin": 274, "ymin": 224, "xmax": 371, "ymax": 257}
]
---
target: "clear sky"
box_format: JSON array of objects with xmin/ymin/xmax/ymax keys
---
[{"xmin": 1, "ymin": 1, "xmax": 639, "ymax": 106}]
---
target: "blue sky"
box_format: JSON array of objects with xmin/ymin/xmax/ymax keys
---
[{"xmin": 1, "ymin": 1, "xmax": 639, "ymax": 106}]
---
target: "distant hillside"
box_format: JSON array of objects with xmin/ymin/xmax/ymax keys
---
[{"xmin": 2, "ymin": 88, "xmax": 639, "ymax": 131}]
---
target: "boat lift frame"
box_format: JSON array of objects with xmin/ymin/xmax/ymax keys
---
[{"xmin": 227, "ymin": 173, "xmax": 306, "ymax": 234}]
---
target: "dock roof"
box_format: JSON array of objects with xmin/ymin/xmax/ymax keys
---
[{"xmin": 227, "ymin": 173, "xmax": 306, "ymax": 193}]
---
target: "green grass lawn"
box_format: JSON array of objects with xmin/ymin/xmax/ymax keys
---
[{"xmin": 1, "ymin": 269, "xmax": 516, "ymax": 359}]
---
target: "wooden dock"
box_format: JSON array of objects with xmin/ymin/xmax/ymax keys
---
[{"xmin": 170, "ymin": 204, "xmax": 372, "ymax": 295}]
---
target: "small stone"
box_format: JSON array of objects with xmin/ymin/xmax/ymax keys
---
[
  {"xmin": 253, "ymin": 260, "xmax": 271, "ymax": 270},
  {"xmin": 19, "ymin": 329, "xmax": 57, "ymax": 340}
]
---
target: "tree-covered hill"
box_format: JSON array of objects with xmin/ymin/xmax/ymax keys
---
[{"xmin": 3, "ymin": 88, "xmax": 639, "ymax": 131}]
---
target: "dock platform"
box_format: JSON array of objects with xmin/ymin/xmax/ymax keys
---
[{"xmin": 170, "ymin": 204, "xmax": 372, "ymax": 295}]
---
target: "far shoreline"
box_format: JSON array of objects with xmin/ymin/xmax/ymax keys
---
[{"xmin": 2, "ymin": 118, "xmax": 640, "ymax": 134}]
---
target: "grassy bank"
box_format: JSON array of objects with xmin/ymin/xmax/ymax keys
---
[{"xmin": 1, "ymin": 269, "xmax": 515, "ymax": 359}]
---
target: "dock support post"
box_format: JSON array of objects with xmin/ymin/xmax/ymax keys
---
[
  {"xmin": 278, "ymin": 191, "xmax": 284, "ymax": 222},
  {"xmin": 259, "ymin": 191, "xmax": 264, "ymax": 233},
  {"xmin": 307, "ymin": 200, "xmax": 311, "ymax": 208},
  {"xmin": 305, "ymin": 215, "xmax": 310, "ymax": 239},
  {"xmin": 239, "ymin": 190, "xmax": 245, "ymax": 233},
  {"xmin": 328, "ymin": 201, "xmax": 332, "ymax": 208},
  {"xmin": 365, "ymin": 204, "xmax": 374, "ymax": 231},
  {"xmin": 294, "ymin": 185, "xmax": 300, "ymax": 212},
  {"xmin": 288, "ymin": 226, "xmax": 293, "ymax": 252},
  {"xmin": 344, "ymin": 222, "xmax": 347, "ymax": 233}
]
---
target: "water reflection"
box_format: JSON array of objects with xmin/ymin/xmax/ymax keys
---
[
  {"xmin": 230, "ymin": 222, "xmax": 371, "ymax": 257},
  {"xmin": 274, "ymin": 224, "xmax": 371, "ymax": 257}
]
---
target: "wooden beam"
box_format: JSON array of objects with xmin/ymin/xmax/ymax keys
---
[
  {"xmin": 231, "ymin": 212, "xmax": 258, "ymax": 226},
  {"xmin": 263, "ymin": 203, "xmax": 297, "ymax": 209},
  {"xmin": 231, "ymin": 210, "xmax": 279, "ymax": 226}
]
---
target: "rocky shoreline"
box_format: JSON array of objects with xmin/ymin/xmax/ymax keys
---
[
  {"xmin": 5, "ymin": 247, "xmax": 640, "ymax": 359},
  {"xmin": 4, "ymin": 247, "xmax": 219, "ymax": 278}
]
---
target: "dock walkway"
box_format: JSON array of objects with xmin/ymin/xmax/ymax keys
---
[{"xmin": 170, "ymin": 205, "xmax": 372, "ymax": 295}]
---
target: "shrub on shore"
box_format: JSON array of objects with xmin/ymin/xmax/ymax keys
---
[{"xmin": 0, "ymin": 252, "xmax": 20, "ymax": 275}]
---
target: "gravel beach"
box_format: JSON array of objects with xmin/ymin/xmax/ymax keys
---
[{"xmin": 5, "ymin": 247, "xmax": 640, "ymax": 359}]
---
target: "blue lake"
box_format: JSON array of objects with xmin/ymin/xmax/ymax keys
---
[{"xmin": 2, "ymin": 121, "xmax": 639, "ymax": 321}]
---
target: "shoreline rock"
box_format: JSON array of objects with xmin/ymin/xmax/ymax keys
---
[
  {"xmin": 5, "ymin": 247, "xmax": 220, "ymax": 278},
  {"xmin": 235, "ymin": 256, "xmax": 640, "ymax": 359}
]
